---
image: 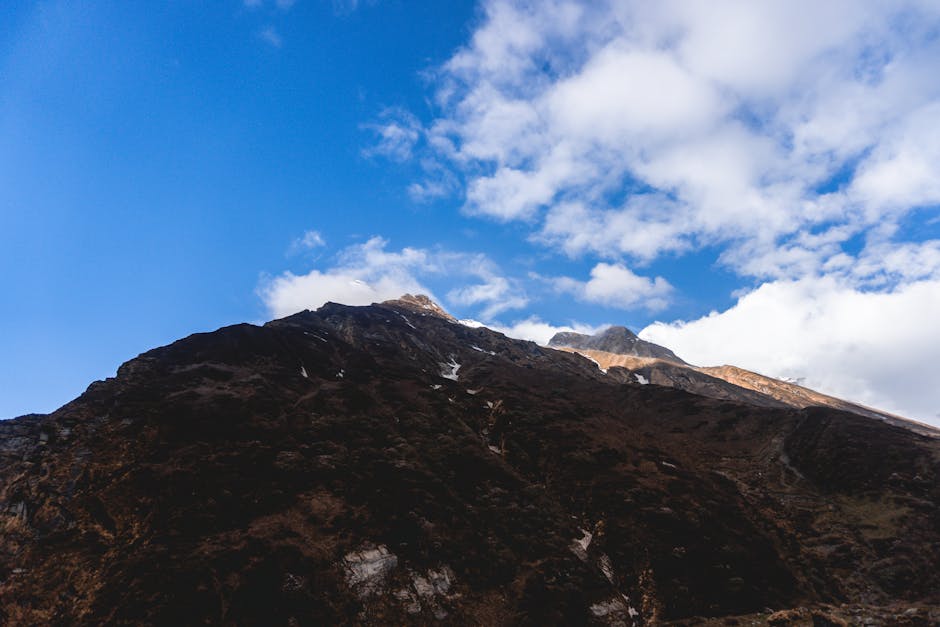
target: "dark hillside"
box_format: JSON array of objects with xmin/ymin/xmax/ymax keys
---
[{"xmin": 1, "ymin": 299, "xmax": 937, "ymax": 625}]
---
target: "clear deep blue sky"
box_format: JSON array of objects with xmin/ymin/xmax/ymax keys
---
[
  {"xmin": 0, "ymin": 1, "xmax": 476, "ymax": 416},
  {"xmin": 3, "ymin": 1, "xmax": 940, "ymax": 424}
]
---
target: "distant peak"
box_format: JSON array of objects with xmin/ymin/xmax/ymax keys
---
[
  {"xmin": 547, "ymin": 326, "xmax": 639, "ymax": 349},
  {"xmin": 596, "ymin": 326, "xmax": 638, "ymax": 341},
  {"xmin": 549, "ymin": 325, "xmax": 685, "ymax": 364},
  {"xmin": 381, "ymin": 294, "xmax": 456, "ymax": 322}
]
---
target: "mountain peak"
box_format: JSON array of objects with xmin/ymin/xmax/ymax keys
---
[
  {"xmin": 2, "ymin": 299, "xmax": 938, "ymax": 624},
  {"xmin": 548, "ymin": 325, "xmax": 685, "ymax": 364},
  {"xmin": 595, "ymin": 325, "xmax": 639, "ymax": 342},
  {"xmin": 381, "ymin": 293, "xmax": 456, "ymax": 322}
]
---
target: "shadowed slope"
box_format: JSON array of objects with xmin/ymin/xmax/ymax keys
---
[{"xmin": 0, "ymin": 299, "xmax": 937, "ymax": 625}]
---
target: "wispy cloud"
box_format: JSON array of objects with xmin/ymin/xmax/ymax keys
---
[
  {"xmin": 447, "ymin": 275, "xmax": 528, "ymax": 319},
  {"xmin": 244, "ymin": 0, "xmax": 297, "ymax": 10},
  {"xmin": 260, "ymin": 236, "xmax": 528, "ymax": 320},
  {"xmin": 362, "ymin": 109, "xmax": 422, "ymax": 162},
  {"xmin": 258, "ymin": 26, "xmax": 282, "ymax": 48},
  {"xmin": 355, "ymin": 0, "xmax": 940, "ymax": 424},
  {"xmin": 378, "ymin": 0, "xmax": 940, "ymax": 286},
  {"xmin": 488, "ymin": 317, "xmax": 606, "ymax": 346},
  {"xmin": 332, "ymin": 0, "xmax": 363, "ymax": 16},
  {"xmin": 287, "ymin": 230, "xmax": 326, "ymax": 256}
]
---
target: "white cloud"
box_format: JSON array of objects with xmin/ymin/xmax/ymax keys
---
[
  {"xmin": 538, "ymin": 197, "xmax": 690, "ymax": 261},
  {"xmin": 389, "ymin": 0, "xmax": 940, "ymax": 281},
  {"xmin": 261, "ymin": 237, "xmax": 430, "ymax": 317},
  {"xmin": 447, "ymin": 276, "xmax": 528, "ymax": 318},
  {"xmin": 466, "ymin": 165, "xmax": 559, "ymax": 221},
  {"xmin": 258, "ymin": 26, "xmax": 282, "ymax": 48},
  {"xmin": 551, "ymin": 263, "xmax": 672, "ymax": 311},
  {"xmin": 851, "ymin": 239, "xmax": 940, "ymax": 287},
  {"xmin": 260, "ymin": 236, "xmax": 527, "ymax": 320},
  {"xmin": 641, "ymin": 277, "xmax": 940, "ymax": 426},
  {"xmin": 847, "ymin": 102, "xmax": 940, "ymax": 216},
  {"xmin": 488, "ymin": 316, "xmax": 605, "ymax": 346},
  {"xmin": 350, "ymin": 0, "xmax": 940, "ymax": 425},
  {"xmin": 363, "ymin": 110, "xmax": 422, "ymax": 162},
  {"xmin": 547, "ymin": 46, "xmax": 725, "ymax": 140},
  {"xmin": 670, "ymin": 0, "xmax": 871, "ymax": 94},
  {"xmin": 288, "ymin": 230, "xmax": 326, "ymax": 255},
  {"xmin": 262, "ymin": 272, "xmax": 424, "ymax": 318}
]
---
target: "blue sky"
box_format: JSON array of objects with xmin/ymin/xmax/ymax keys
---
[{"xmin": 2, "ymin": 1, "xmax": 940, "ymax": 426}]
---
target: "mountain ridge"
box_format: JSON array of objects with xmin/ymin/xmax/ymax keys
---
[
  {"xmin": 547, "ymin": 324, "xmax": 936, "ymax": 439},
  {"xmin": 1, "ymin": 297, "xmax": 938, "ymax": 625}
]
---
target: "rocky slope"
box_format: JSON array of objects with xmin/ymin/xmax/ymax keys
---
[
  {"xmin": 1, "ymin": 297, "xmax": 938, "ymax": 625},
  {"xmin": 549, "ymin": 330, "xmax": 935, "ymax": 438}
]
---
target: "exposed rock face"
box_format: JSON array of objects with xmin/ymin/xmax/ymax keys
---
[
  {"xmin": 382, "ymin": 294, "xmax": 456, "ymax": 322},
  {"xmin": 554, "ymin": 347, "xmax": 792, "ymax": 410},
  {"xmin": 1, "ymin": 297, "xmax": 938, "ymax": 625},
  {"xmin": 549, "ymin": 326, "xmax": 686, "ymax": 364}
]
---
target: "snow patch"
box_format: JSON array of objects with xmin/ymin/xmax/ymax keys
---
[
  {"xmin": 466, "ymin": 388, "xmax": 481, "ymax": 395},
  {"xmin": 440, "ymin": 359, "xmax": 461, "ymax": 381},
  {"xmin": 414, "ymin": 566, "xmax": 453, "ymax": 599},
  {"xmin": 660, "ymin": 460, "xmax": 677, "ymax": 469},
  {"xmin": 459, "ymin": 319, "xmax": 485, "ymax": 328},
  {"xmin": 398, "ymin": 313, "xmax": 417, "ymax": 329},
  {"xmin": 590, "ymin": 597, "xmax": 628, "ymax": 618},
  {"xmin": 394, "ymin": 566, "xmax": 455, "ymax": 618},
  {"xmin": 394, "ymin": 588, "xmax": 422, "ymax": 614},
  {"xmin": 343, "ymin": 545, "xmax": 398, "ymax": 597},
  {"xmin": 570, "ymin": 528, "xmax": 593, "ymax": 561},
  {"xmin": 634, "ymin": 373, "xmax": 649, "ymax": 385},
  {"xmin": 471, "ymin": 345, "xmax": 497, "ymax": 355},
  {"xmin": 336, "ymin": 369, "xmax": 345, "ymax": 379},
  {"xmin": 487, "ymin": 444, "xmax": 502, "ymax": 455},
  {"xmin": 300, "ymin": 366, "xmax": 308, "ymax": 379},
  {"xmin": 590, "ymin": 596, "xmax": 639, "ymax": 622},
  {"xmin": 599, "ymin": 554, "xmax": 615, "ymax": 583},
  {"xmin": 583, "ymin": 354, "xmax": 608, "ymax": 374},
  {"xmin": 430, "ymin": 384, "xmax": 442, "ymax": 390},
  {"xmin": 779, "ymin": 450, "xmax": 806, "ymax": 480}
]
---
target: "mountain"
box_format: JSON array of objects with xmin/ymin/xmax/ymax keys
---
[
  {"xmin": 549, "ymin": 327, "xmax": 686, "ymax": 364},
  {"xmin": 548, "ymin": 329, "xmax": 935, "ymax": 438},
  {"xmin": 1, "ymin": 296, "xmax": 938, "ymax": 625}
]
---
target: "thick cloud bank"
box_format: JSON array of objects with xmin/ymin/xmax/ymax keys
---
[{"xmin": 642, "ymin": 278, "xmax": 940, "ymax": 425}]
